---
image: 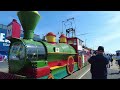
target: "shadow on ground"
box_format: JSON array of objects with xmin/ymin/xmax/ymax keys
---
[{"xmin": 109, "ymin": 72, "xmax": 120, "ymax": 75}]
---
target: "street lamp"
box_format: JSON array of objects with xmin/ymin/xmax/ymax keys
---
[{"xmin": 85, "ymin": 39, "xmax": 87, "ymax": 46}]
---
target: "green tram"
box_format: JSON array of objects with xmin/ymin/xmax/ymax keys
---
[{"xmin": 0, "ymin": 11, "xmax": 91, "ymax": 79}]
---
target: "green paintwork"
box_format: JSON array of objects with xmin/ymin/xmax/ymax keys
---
[
  {"xmin": 22, "ymin": 39, "xmax": 43, "ymax": 46},
  {"xmin": 31, "ymin": 60, "xmax": 48, "ymax": 68},
  {"xmin": 17, "ymin": 11, "xmax": 40, "ymax": 40},
  {"xmin": 51, "ymin": 66, "xmax": 68, "ymax": 79},
  {"xmin": 38, "ymin": 75, "xmax": 48, "ymax": 79},
  {"xmin": 7, "ymin": 11, "xmax": 89, "ymax": 79},
  {"xmin": 8, "ymin": 39, "xmax": 77, "ymax": 77},
  {"xmin": 42, "ymin": 41, "xmax": 76, "ymax": 62},
  {"xmin": 42, "ymin": 42, "xmax": 76, "ymax": 53},
  {"xmin": 8, "ymin": 39, "xmax": 23, "ymax": 74},
  {"xmin": 74, "ymin": 63, "xmax": 78, "ymax": 71},
  {"xmin": 9, "ymin": 60, "xmax": 25, "ymax": 74},
  {"xmin": 50, "ymin": 63, "xmax": 78, "ymax": 79}
]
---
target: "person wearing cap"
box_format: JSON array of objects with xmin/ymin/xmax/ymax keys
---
[{"xmin": 88, "ymin": 46, "xmax": 109, "ymax": 79}]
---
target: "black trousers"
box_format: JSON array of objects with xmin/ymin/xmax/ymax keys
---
[{"xmin": 92, "ymin": 75, "xmax": 107, "ymax": 79}]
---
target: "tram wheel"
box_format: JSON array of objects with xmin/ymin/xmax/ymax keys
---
[{"xmin": 66, "ymin": 56, "xmax": 74, "ymax": 74}]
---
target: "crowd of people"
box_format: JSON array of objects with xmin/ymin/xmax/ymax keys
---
[
  {"xmin": 88, "ymin": 46, "xmax": 120, "ymax": 79},
  {"xmin": 104, "ymin": 54, "xmax": 114, "ymax": 68}
]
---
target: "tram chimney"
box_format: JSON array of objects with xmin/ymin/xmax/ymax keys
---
[{"xmin": 17, "ymin": 11, "xmax": 40, "ymax": 40}]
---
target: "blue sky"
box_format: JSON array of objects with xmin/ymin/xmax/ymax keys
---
[{"xmin": 0, "ymin": 11, "xmax": 120, "ymax": 54}]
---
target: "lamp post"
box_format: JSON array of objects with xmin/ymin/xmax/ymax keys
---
[{"xmin": 85, "ymin": 39, "xmax": 87, "ymax": 46}]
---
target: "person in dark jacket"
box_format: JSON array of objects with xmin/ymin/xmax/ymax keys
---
[
  {"xmin": 110, "ymin": 54, "xmax": 113, "ymax": 66},
  {"xmin": 88, "ymin": 46, "xmax": 109, "ymax": 79}
]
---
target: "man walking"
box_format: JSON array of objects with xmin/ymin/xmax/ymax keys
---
[
  {"xmin": 88, "ymin": 46, "xmax": 109, "ymax": 79},
  {"xmin": 115, "ymin": 53, "xmax": 120, "ymax": 73}
]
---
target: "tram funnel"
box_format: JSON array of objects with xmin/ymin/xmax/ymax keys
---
[{"xmin": 17, "ymin": 11, "xmax": 40, "ymax": 40}]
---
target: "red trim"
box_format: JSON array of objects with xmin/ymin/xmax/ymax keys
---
[
  {"xmin": 23, "ymin": 66, "xmax": 50, "ymax": 78},
  {"xmin": 36, "ymin": 66, "xmax": 50, "ymax": 78},
  {"xmin": 0, "ymin": 66, "xmax": 50, "ymax": 79},
  {"xmin": 48, "ymin": 42, "xmax": 57, "ymax": 44},
  {"xmin": 59, "ymin": 34, "xmax": 67, "ymax": 38},
  {"xmin": 46, "ymin": 32, "xmax": 56, "ymax": 37},
  {"xmin": 48, "ymin": 60, "xmax": 67, "ymax": 67},
  {"xmin": 22, "ymin": 67, "xmax": 35, "ymax": 78},
  {"xmin": 66, "ymin": 56, "xmax": 74, "ymax": 74}
]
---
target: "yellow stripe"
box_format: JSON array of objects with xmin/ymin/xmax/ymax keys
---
[
  {"xmin": 50, "ymin": 65, "xmax": 66, "ymax": 70},
  {"xmin": 50, "ymin": 62, "xmax": 77, "ymax": 70},
  {"xmin": 48, "ymin": 52, "xmax": 77, "ymax": 54}
]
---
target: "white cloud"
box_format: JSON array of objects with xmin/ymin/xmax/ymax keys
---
[
  {"xmin": 107, "ymin": 15, "xmax": 120, "ymax": 25},
  {"xmin": 94, "ymin": 31, "xmax": 120, "ymax": 45},
  {"xmin": 8, "ymin": 16, "xmax": 14, "ymax": 22},
  {"xmin": 90, "ymin": 12, "xmax": 120, "ymax": 53},
  {"xmin": 66, "ymin": 11, "xmax": 82, "ymax": 18},
  {"xmin": 8, "ymin": 16, "xmax": 19, "ymax": 23}
]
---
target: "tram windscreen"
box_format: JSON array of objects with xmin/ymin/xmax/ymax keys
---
[
  {"xmin": 9, "ymin": 42, "xmax": 25, "ymax": 60},
  {"xmin": 26, "ymin": 44, "xmax": 46, "ymax": 61}
]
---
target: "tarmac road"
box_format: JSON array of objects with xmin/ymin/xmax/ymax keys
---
[
  {"xmin": 0, "ymin": 60, "xmax": 120, "ymax": 79},
  {"xmin": 64, "ymin": 60, "xmax": 120, "ymax": 79},
  {"xmin": 0, "ymin": 61, "xmax": 8, "ymax": 73},
  {"xmin": 81, "ymin": 60, "xmax": 120, "ymax": 79},
  {"xmin": 64, "ymin": 64, "xmax": 90, "ymax": 79}
]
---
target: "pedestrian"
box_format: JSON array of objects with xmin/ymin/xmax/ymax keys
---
[
  {"xmin": 110, "ymin": 54, "xmax": 113, "ymax": 66},
  {"xmin": 116, "ymin": 60, "xmax": 120, "ymax": 73},
  {"xmin": 104, "ymin": 54, "xmax": 111, "ymax": 68},
  {"xmin": 115, "ymin": 53, "xmax": 120, "ymax": 73},
  {"xmin": 88, "ymin": 46, "xmax": 109, "ymax": 79}
]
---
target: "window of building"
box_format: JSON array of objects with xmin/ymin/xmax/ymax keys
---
[{"xmin": 0, "ymin": 24, "xmax": 3, "ymax": 29}]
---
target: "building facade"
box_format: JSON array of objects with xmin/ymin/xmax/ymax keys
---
[
  {"xmin": 0, "ymin": 24, "xmax": 10, "ymax": 61},
  {"xmin": 0, "ymin": 19, "xmax": 41, "ymax": 62}
]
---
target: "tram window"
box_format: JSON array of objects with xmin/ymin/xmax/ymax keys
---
[
  {"xmin": 78, "ymin": 39, "xmax": 82, "ymax": 45},
  {"xmin": 73, "ymin": 40, "xmax": 77, "ymax": 45},
  {"xmin": 9, "ymin": 42, "xmax": 25, "ymax": 60},
  {"xmin": 37, "ymin": 45, "xmax": 46, "ymax": 59},
  {"xmin": 68, "ymin": 40, "xmax": 73, "ymax": 44},
  {"xmin": 26, "ymin": 44, "xmax": 46, "ymax": 61},
  {"xmin": 26, "ymin": 44, "xmax": 37, "ymax": 61},
  {"xmin": 19, "ymin": 44, "xmax": 25, "ymax": 59}
]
